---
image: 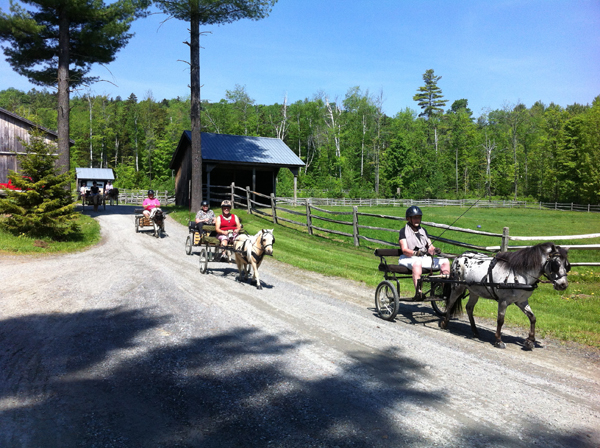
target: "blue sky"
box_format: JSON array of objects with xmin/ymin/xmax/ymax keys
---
[{"xmin": 1, "ymin": 0, "xmax": 599, "ymax": 117}]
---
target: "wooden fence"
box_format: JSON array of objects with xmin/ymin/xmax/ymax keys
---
[
  {"xmin": 116, "ymin": 189, "xmax": 176, "ymax": 206},
  {"xmin": 276, "ymin": 197, "xmax": 600, "ymax": 213},
  {"xmin": 211, "ymin": 183, "xmax": 600, "ymax": 267}
]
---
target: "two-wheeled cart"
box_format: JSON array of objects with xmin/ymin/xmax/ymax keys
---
[
  {"xmin": 135, "ymin": 208, "xmax": 165, "ymax": 238},
  {"xmin": 185, "ymin": 223, "xmax": 246, "ymax": 274},
  {"xmin": 374, "ymin": 248, "xmax": 456, "ymax": 320}
]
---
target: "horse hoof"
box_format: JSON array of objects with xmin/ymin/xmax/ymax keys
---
[
  {"xmin": 257, "ymin": 284, "xmax": 263, "ymax": 290},
  {"xmin": 494, "ymin": 341, "xmax": 506, "ymax": 349},
  {"xmin": 438, "ymin": 321, "xmax": 447, "ymax": 329},
  {"xmin": 523, "ymin": 340, "xmax": 534, "ymax": 351}
]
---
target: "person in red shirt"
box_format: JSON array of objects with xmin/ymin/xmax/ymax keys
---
[{"xmin": 215, "ymin": 200, "xmax": 241, "ymax": 248}]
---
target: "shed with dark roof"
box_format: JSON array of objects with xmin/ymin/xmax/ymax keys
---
[{"xmin": 169, "ymin": 131, "xmax": 304, "ymax": 207}]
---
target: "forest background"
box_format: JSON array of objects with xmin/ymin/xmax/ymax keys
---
[{"xmin": 1, "ymin": 83, "xmax": 599, "ymax": 204}]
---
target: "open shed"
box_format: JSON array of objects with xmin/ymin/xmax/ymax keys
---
[
  {"xmin": 169, "ymin": 131, "xmax": 304, "ymax": 207},
  {"xmin": 75, "ymin": 168, "xmax": 115, "ymax": 193}
]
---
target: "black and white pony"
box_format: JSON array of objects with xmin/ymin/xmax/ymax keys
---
[
  {"xmin": 233, "ymin": 229, "xmax": 275, "ymax": 290},
  {"xmin": 149, "ymin": 207, "xmax": 165, "ymax": 238},
  {"xmin": 440, "ymin": 242, "xmax": 570, "ymax": 350}
]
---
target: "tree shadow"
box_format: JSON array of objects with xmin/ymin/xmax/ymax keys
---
[{"xmin": 0, "ymin": 308, "xmax": 594, "ymax": 447}]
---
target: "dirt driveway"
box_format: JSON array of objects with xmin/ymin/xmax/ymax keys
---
[{"xmin": 0, "ymin": 206, "xmax": 599, "ymax": 447}]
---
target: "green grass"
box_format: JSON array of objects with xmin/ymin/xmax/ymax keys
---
[
  {"xmin": 0, "ymin": 213, "xmax": 101, "ymax": 254},
  {"xmin": 170, "ymin": 205, "xmax": 600, "ymax": 348}
]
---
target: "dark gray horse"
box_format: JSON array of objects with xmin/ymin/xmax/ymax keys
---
[{"xmin": 439, "ymin": 242, "xmax": 570, "ymax": 350}]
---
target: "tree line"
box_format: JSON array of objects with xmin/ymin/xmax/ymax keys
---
[{"xmin": 1, "ymin": 80, "xmax": 599, "ymax": 204}]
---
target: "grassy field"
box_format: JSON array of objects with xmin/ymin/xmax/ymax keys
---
[
  {"xmin": 0, "ymin": 213, "xmax": 101, "ymax": 254},
  {"xmin": 170, "ymin": 205, "xmax": 600, "ymax": 348}
]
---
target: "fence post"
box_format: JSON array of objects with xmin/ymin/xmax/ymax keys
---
[
  {"xmin": 231, "ymin": 182, "xmax": 235, "ymax": 207},
  {"xmin": 306, "ymin": 198, "xmax": 313, "ymax": 235},
  {"xmin": 501, "ymin": 227, "xmax": 509, "ymax": 252},
  {"xmin": 246, "ymin": 186, "xmax": 252, "ymax": 215},
  {"xmin": 270, "ymin": 193, "xmax": 278, "ymax": 225},
  {"xmin": 571, "ymin": 202, "xmax": 573, "ymax": 211},
  {"xmin": 352, "ymin": 206, "xmax": 359, "ymax": 247}
]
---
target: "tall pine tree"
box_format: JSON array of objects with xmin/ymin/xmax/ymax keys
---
[
  {"xmin": 153, "ymin": 0, "xmax": 277, "ymax": 211},
  {"xmin": 0, "ymin": 0, "xmax": 145, "ymax": 173}
]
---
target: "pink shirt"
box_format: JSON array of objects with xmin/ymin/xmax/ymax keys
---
[{"xmin": 143, "ymin": 197, "xmax": 161, "ymax": 210}]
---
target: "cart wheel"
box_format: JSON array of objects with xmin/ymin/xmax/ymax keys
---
[
  {"xmin": 375, "ymin": 280, "xmax": 399, "ymax": 321},
  {"xmin": 199, "ymin": 248, "xmax": 208, "ymax": 274},
  {"xmin": 135, "ymin": 217, "xmax": 140, "ymax": 233},
  {"xmin": 431, "ymin": 300, "xmax": 448, "ymax": 317},
  {"xmin": 430, "ymin": 281, "xmax": 448, "ymax": 317},
  {"xmin": 185, "ymin": 235, "xmax": 193, "ymax": 255}
]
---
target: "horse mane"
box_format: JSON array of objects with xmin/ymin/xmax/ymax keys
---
[{"xmin": 497, "ymin": 242, "xmax": 557, "ymax": 272}]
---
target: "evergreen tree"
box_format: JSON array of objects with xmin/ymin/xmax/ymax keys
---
[
  {"xmin": 0, "ymin": 131, "xmax": 79, "ymax": 240},
  {"xmin": 413, "ymin": 69, "xmax": 448, "ymax": 119},
  {"xmin": 0, "ymin": 0, "xmax": 145, "ymax": 172},
  {"xmin": 153, "ymin": 0, "xmax": 278, "ymax": 211}
]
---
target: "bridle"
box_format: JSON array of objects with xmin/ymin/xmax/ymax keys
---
[
  {"xmin": 258, "ymin": 229, "xmax": 275, "ymax": 252},
  {"xmin": 541, "ymin": 252, "xmax": 570, "ymax": 283}
]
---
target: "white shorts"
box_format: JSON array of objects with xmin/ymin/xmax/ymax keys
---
[{"xmin": 398, "ymin": 255, "xmax": 448, "ymax": 271}]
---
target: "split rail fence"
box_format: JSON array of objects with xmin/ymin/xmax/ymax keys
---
[{"xmin": 210, "ymin": 183, "xmax": 600, "ymax": 267}]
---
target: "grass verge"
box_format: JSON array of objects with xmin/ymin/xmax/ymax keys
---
[{"xmin": 0, "ymin": 213, "xmax": 101, "ymax": 254}]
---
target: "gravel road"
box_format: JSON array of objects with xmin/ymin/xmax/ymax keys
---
[{"xmin": 0, "ymin": 206, "xmax": 599, "ymax": 448}]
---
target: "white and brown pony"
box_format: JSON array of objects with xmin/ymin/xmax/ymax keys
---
[
  {"xmin": 234, "ymin": 229, "xmax": 275, "ymax": 290},
  {"xmin": 440, "ymin": 242, "xmax": 570, "ymax": 350}
]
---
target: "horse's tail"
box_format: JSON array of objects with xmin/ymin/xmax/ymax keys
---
[{"xmin": 448, "ymin": 296, "xmax": 464, "ymax": 318}]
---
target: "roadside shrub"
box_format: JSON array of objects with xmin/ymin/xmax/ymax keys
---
[{"xmin": 0, "ymin": 131, "xmax": 79, "ymax": 240}]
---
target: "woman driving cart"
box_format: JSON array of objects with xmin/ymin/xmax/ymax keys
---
[
  {"xmin": 142, "ymin": 190, "xmax": 160, "ymax": 218},
  {"xmin": 399, "ymin": 206, "xmax": 450, "ymax": 299},
  {"xmin": 215, "ymin": 200, "xmax": 241, "ymax": 247}
]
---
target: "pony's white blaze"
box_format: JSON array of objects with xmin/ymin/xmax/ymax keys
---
[{"xmin": 441, "ymin": 242, "xmax": 570, "ymax": 350}]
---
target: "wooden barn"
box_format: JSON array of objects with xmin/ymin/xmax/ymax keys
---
[
  {"xmin": 169, "ymin": 131, "xmax": 304, "ymax": 207},
  {"xmin": 0, "ymin": 107, "xmax": 73, "ymax": 183}
]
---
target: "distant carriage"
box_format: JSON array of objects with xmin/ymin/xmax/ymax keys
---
[{"xmin": 75, "ymin": 168, "xmax": 116, "ymax": 211}]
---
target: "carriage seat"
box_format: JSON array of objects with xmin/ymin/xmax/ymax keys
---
[{"xmin": 374, "ymin": 248, "xmax": 437, "ymax": 275}]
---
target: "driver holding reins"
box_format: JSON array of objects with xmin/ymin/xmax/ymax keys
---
[
  {"xmin": 399, "ymin": 206, "xmax": 450, "ymax": 299},
  {"xmin": 215, "ymin": 200, "xmax": 241, "ymax": 248}
]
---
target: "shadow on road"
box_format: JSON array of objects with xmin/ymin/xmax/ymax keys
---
[{"xmin": 0, "ymin": 308, "xmax": 593, "ymax": 447}]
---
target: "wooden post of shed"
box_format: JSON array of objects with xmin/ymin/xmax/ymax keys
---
[
  {"xmin": 352, "ymin": 206, "xmax": 359, "ymax": 247},
  {"xmin": 306, "ymin": 198, "xmax": 313, "ymax": 235},
  {"xmin": 501, "ymin": 227, "xmax": 509, "ymax": 252},
  {"xmin": 270, "ymin": 193, "xmax": 278, "ymax": 225},
  {"xmin": 293, "ymin": 175, "xmax": 297, "ymax": 207},
  {"xmin": 246, "ymin": 186, "xmax": 252, "ymax": 215}
]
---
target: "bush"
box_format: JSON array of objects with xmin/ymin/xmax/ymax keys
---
[{"xmin": 0, "ymin": 131, "xmax": 79, "ymax": 240}]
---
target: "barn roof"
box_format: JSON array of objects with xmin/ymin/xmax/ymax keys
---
[
  {"xmin": 170, "ymin": 131, "xmax": 305, "ymax": 169},
  {"xmin": 0, "ymin": 107, "xmax": 75, "ymax": 145},
  {"xmin": 75, "ymin": 168, "xmax": 115, "ymax": 181}
]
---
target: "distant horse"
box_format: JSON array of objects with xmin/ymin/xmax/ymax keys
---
[
  {"xmin": 439, "ymin": 242, "xmax": 570, "ymax": 350},
  {"xmin": 106, "ymin": 188, "xmax": 119, "ymax": 205},
  {"xmin": 233, "ymin": 229, "xmax": 275, "ymax": 290}
]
